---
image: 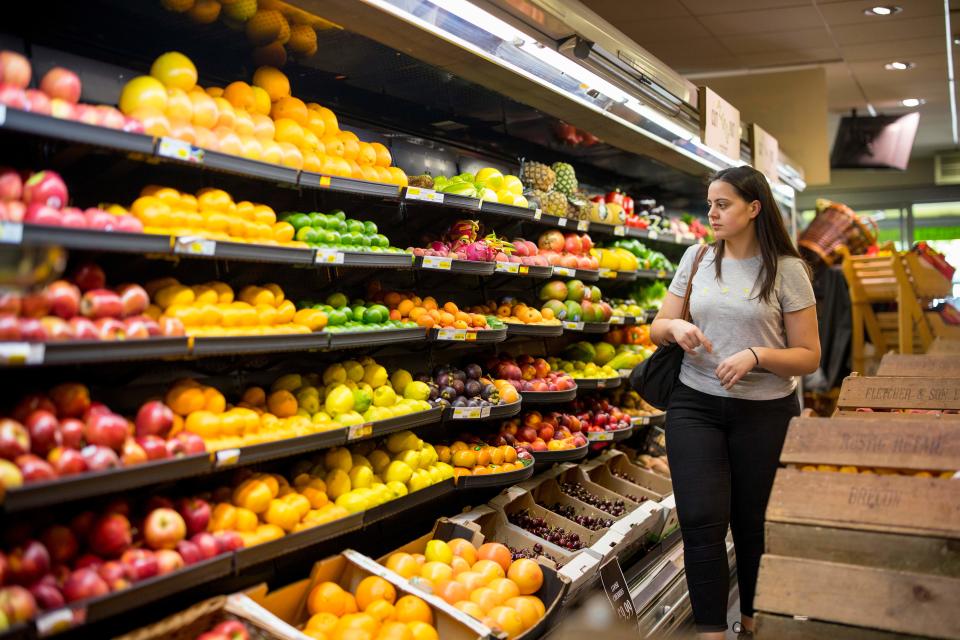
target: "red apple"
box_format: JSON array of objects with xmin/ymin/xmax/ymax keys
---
[
  {"xmin": 85, "ymin": 209, "xmax": 119, "ymax": 231},
  {"xmin": 0, "ymin": 52, "xmax": 31, "ymax": 89},
  {"xmin": 23, "ymin": 202, "xmax": 62, "ymax": 226},
  {"xmin": 40, "ymin": 68, "xmax": 81, "ymax": 104},
  {"xmin": 0, "ymin": 167, "xmax": 22, "ymax": 201},
  {"xmin": 73, "ymin": 553, "xmax": 102, "ymax": 571},
  {"xmin": 96, "ymin": 106, "xmax": 125, "ymax": 130},
  {"xmin": 6, "ymin": 540, "xmax": 50, "ymax": 585},
  {"xmin": 39, "ymin": 316, "xmax": 72, "ymax": 341},
  {"xmin": 97, "ymin": 560, "xmax": 132, "ymax": 591},
  {"xmin": 28, "ymin": 579, "xmax": 64, "ymax": 610},
  {"xmin": 88, "ymin": 513, "xmax": 131, "ymax": 558},
  {"xmin": 49, "ymin": 383, "xmax": 90, "ymax": 419},
  {"xmin": 95, "ymin": 317, "xmax": 126, "ymax": 340},
  {"xmin": 49, "ymin": 447, "xmax": 87, "ymax": 475},
  {"xmin": 0, "ymin": 418, "xmax": 30, "ymax": 459},
  {"xmin": 120, "ymin": 438, "xmax": 147, "ymax": 466},
  {"xmin": 176, "ymin": 498, "xmax": 211, "ymax": 536},
  {"xmin": 59, "ymin": 418, "xmax": 84, "ymax": 449},
  {"xmin": 0, "ymin": 291, "xmax": 21, "ymax": 315},
  {"xmin": 134, "ymin": 401, "xmax": 173, "ymax": 439},
  {"xmin": 563, "ymin": 233, "xmax": 583, "ymax": 255},
  {"xmin": 49, "ymin": 97, "xmax": 74, "ymax": 119},
  {"xmin": 69, "ymin": 511, "xmax": 95, "ymax": 539},
  {"xmin": 174, "ymin": 431, "xmax": 206, "ymax": 455},
  {"xmin": 538, "ymin": 425, "xmax": 555, "ymax": 441},
  {"xmin": 62, "ymin": 568, "xmax": 109, "ymax": 603},
  {"xmin": 25, "ymin": 410, "xmax": 60, "ymax": 457},
  {"xmin": 84, "ymin": 412, "xmax": 128, "ymax": 451},
  {"xmin": 190, "ymin": 532, "xmax": 219, "ymax": 560},
  {"xmin": 122, "ymin": 117, "xmax": 145, "ymax": 134},
  {"xmin": 115, "ymin": 214, "xmax": 144, "ymax": 233},
  {"xmin": 23, "ymin": 88, "xmax": 51, "ymax": 115},
  {"xmin": 15, "ymin": 454, "xmax": 56, "ymax": 482},
  {"xmin": 104, "ymin": 497, "xmax": 131, "ymax": 516},
  {"xmin": 20, "ymin": 292, "xmax": 50, "ymax": 318},
  {"xmin": 23, "ymin": 171, "xmax": 68, "ymax": 209},
  {"xmin": 159, "ymin": 316, "xmax": 185, "ymax": 337},
  {"xmin": 154, "ymin": 549, "xmax": 184, "ymax": 575},
  {"xmin": 80, "ymin": 289, "xmax": 122, "ymax": 320},
  {"xmin": 116, "ymin": 284, "xmax": 148, "ymax": 317},
  {"xmin": 175, "ymin": 539, "xmax": 202, "ymax": 565},
  {"xmin": 60, "ymin": 207, "xmax": 87, "ymax": 228},
  {"xmin": 70, "ymin": 263, "xmax": 106, "ymax": 292},
  {"xmin": 119, "ymin": 549, "xmax": 158, "ymax": 582},
  {"xmin": 144, "ymin": 508, "xmax": 186, "ymax": 550},
  {"xmin": 0, "ymin": 84, "xmax": 28, "ymax": 109},
  {"xmin": 580, "ymin": 234, "xmax": 593, "ymax": 252},
  {"xmin": 80, "ymin": 444, "xmax": 120, "ymax": 471},
  {"xmin": 0, "ymin": 313, "xmax": 19, "ymax": 340},
  {"xmin": 0, "ymin": 585, "xmax": 37, "ymax": 623},
  {"xmin": 122, "ymin": 317, "xmax": 150, "ymax": 339},
  {"xmin": 135, "ymin": 435, "xmax": 169, "ymax": 461},
  {"xmin": 213, "ymin": 531, "xmax": 243, "ymax": 553},
  {"xmin": 213, "ymin": 621, "xmax": 250, "ymax": 640}
]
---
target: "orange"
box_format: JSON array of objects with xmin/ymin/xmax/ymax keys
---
[
  {"xmin": 165, "ymin": 88, "xmax": 194, "ymax": 122},
  {"xmin": 274, "ymin": 118, "xmax": 305, "ymax": 147},
  {"xmin": 331, "ymin": 629, "xmax": 372, "ymax": 640},
  {"xmin": 306, "ymin": 110, "xmax": 328, "ymax": 139},
  {"xmin": 203, "ymin": 386, "xmax": 226, "ymax": 412},
  {"xmin": 223, "ymin": 81, "xmax": 256, "ymax": 112},
  {"xmin": 331, "ymin": 157, "xmax": 352, "ymax": 177},
  {"xmin": 189, "ymin": 91, "xmax": 218, "ymax": 129},
  {"xmin": 194, "ymin": 126, "xmax": 218, "ymax": 151},
  {"xmin": 343, "ymin": 593, "xmax": 359, "ymax": 614},
  {"xmin": 454, "ymin": 601, "xmax": 485, "ymax": 619},
  {"xmin": 215, "ymin": 128, "xmax": 243, "ymax": 155},
  {"xmin": 240, "ymin": 136, "xmax": 263, "ymax": 161},
  {"xmin": 355, "ymin": 576, "xmax": 397, "ymax": 610},
  {"xmin": 276, "ymin": 300, "xmax": 296, "ymax": 323},
  {"xmin": 150, "ymin": 52, "xmax": 198, "ymax": 92},
  {"xmin": 364, "ymin": 600, "xmax": 395, "ymax": 623},
  {"xmin": 422, "ymin": 297, "xmax": 438, "ymax": 311},
  {"xmin": 251, "ymin": 113, "xmax": 276, "ymax": 141},
  {"xmin": 442, "ymin": 301, "xmax": 459, "ymax": 315},
  {"xmin": 220, "ymin": 411, "xmax": 245, "ymax": 436},
  {"xmin": 396, "ymin": 299, "xmax": 415, "ymax": 316},
  {"xmin": 131, "ymin": 108, "xmax": 171, "ymax": 137},
  {"xmin": 197, "ymin": 188, "xmax": 234, "ymax": 213},
  {"xmin": 308, "ymin": 581, "xmax": 349, "ymax": 616},
  {"xmin": 279, "ymin": 142, "xmax": 305, "ymax": 169},
  {"xmin": 303, "ymin": 151, "xmax": 323, "ymax": 173},
  {"xmin": 322, "ymin": 135, "xmax": 345, "ymax": 157},
  {"xmin": 488, "ymin": 578, "xmax": 520, "ymax": 603},
  {"xmin": 370, "ymin": 142, "xmax": 392, "ymax": 167},
  {"xmin": 359, "ymin": 165, "xmax": 378, "ymax": 182},
  {"xmin": 469, "ymin": 587, "xmax": 500, "ymax": 612},
  {"xmin": 289, "ymin": 23, "xmax": 319, "ymax": 56},
  {"xmin": 434, "ymin": 579, "xmax": 469, "ymax": 606},
  {"xmin": 515, "ymin": 595, "xmax": 544, "ymax": 618},
  {"xmin": 336, "ymin": 613, "xmax": 379, "ymax": 637},
  {"xmin": 188, "ymin": 0, "xmax": 221, "ymax": 23},
  {"xmin": 273, "ymin": 221, "xmax": 295, "ymax": 243},
  {"xmin": 339, "ymin": 134, "xmax": 360, "ymax": 161},
  {"xmin": 373, "ymin": 166, "xmax": 394, "ymax": 184},
  {"xmin": 303, "ymin": 130, "xmax": 322, "ymax": 151},
  {"xmin": 387, "ymin": 167, "xmax": 408, "ymax": 188},
  {"xmin": 233, "ymin": 109, "xmax": 255, "ymax": 138},
  {"xmin": 261, "ymin": 140, "xmax": 283, "ymax": 165},
  {"xmin": 251, "ymin": 86, "xmax": 271, "ymax": 117},
  {"xmin": 507, "ymin": 559, "xmax": 542, "ymax": 595},
  {"xmin": 393, "ymin": 596, "xmax": 432, "ymax": 625},
  {"xmin": 185, "ymin": 410, "xmax": 221, "ymax": 438},
  {"xmin": 376, "ymin": 622, "xmax": 411, "ymax": 640},
  {"xmin": 505, "ymin": 597, "xmax": 541, "ymax": 630},
  {"xmin": 478, "ymin": 543, "xmax": 512, "ymax": 573},
  {"xmin": 487, "ymin": 606, "xmax": 523, "ymax": 638},
  {"xmin": 212, "ymin": 98, "xmax": 237, "ymax": 129},
  {"xmin": 314, "ymin": 105, "xmax": 339, "ymax": 134},
  {"xmin": 272, "ymin": 96, "xmax": 309, "ymax": 125},
  {"xmin": 356, "ymin": 142, "xmax": 376, "ymax": 167},
  {"xmin": 166, "ymin": 385, "xmax": 206, "ymax": 415},
  {"xmin": 385, "ymin": 553, "xmax": 419, "ymax": 579},
  {"xmin": 406, "ymin": 622, "xmax": 437, "ymax": 640},
  {"xmin": 253, "ymin": 65, "xmax": 291, "ymax": 101},
  {"xmin": 450, "ymin": 556, "xmax": 471, "ymax": 576},
  {"xmin": 121, "ymin": 76, "xmax": 168, "ymax": 115},
  {"xmin": 205, "ymin": 86, "xmax": 223, "ymax": 98},
  {"xmin": 267, "ymin": 389, "xmax": 298, "ymax": 417},
  {"xmin": 246, "ymin": 9, "xmax": 288, "ymax": 46},
  {"xmin": 253, "ymin": 205, "xmax": 276, "ymax": 225},
  {"xmin": 307, "ymin": 612, "xmax": 341, "ymax": 636},
  {"xmin": 438, "ymin": 312, "xmax": 455, "ymax": 328},
  {"xmin": 233, "ymin": 507, "xmax": 258, "ymax": 532},
  {"xmin": 420, "ymin": 562, "xmax": 453, "ymax": 584},
  {"xmin": 455, "ymin": 571, "xmax": 486, "ymax": 592},
  {"xmin": 253, "ymin": 42, "xmax": 287, "ymax": 68},
  {"xmin": 415, "ymin": 315, "xmax": 435, "ymax": 329}
]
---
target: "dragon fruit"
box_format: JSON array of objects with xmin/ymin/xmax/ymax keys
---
[
  {"xmin": 428, "ymin": 240, "xmax": 451, "ymax": 253},
  {"xmin": 462, "ymin": 241, "xmax": 496, "ymax": 262},
  {"xmin": 445, "ymin": 219, "xmax": 480, "ymax": 245}
]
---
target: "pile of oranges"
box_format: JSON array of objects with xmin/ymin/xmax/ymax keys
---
[
  {"xmin": 382, "ymin": 539, "xmax": 545, "ymax": 639},
  {"xmin": 303, "ymin": 577, "xmax": 439, "ymax": 640},
  {"xmin": 128, "ymin": 184, "xmax": 303, "ymax": 246},
  {"xmin": 434, "ymin": 443, "xmax": 528, "ymax": 479},
  {"xmin": 119, "ymin": 52, "xmax": 409, "ymax": 185},
  {"xmin": 469, "ymin": 299, "xmax": 561, "ymax": 326},
  {"xmin": 369, "ymin": 290, "xmax": 491, "ymax": 331}
]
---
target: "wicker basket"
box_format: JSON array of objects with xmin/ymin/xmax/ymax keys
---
[
  {"xmin": 113, "ymin": 596, "xmax": 231, "ymax": 640},
  {"xmin": 800, "ymin": 199, "xmax": 878, "ymax": 265}
]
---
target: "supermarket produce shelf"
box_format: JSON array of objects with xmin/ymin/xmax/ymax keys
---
[
  {"xmin": 550, "ymin": 266, "xmax": 600, "ymax": 282},
  {"xmin": 573, "ymin": 377, "xmax": 622, "ymax": 390},
  {"xmin": 586, "ymin": 425, "xmax": 634, "ymax": 443},
  {"xmin": 0, "ymin": 105, "xmax": 156, "ymax": 155},
  {"xmin": 190, "ymin": 333, "xmax": 330, "ymax": 356},
  {"xmin": 0, "ymin": 337, "xmax": 191, "ymax": 367},
  {"xmin": 520, "ymin": 387, "xmax": 578, "ymax": 404},
  {"xmin": 608, "ymin": 316, "xmax": 638, "ymax": 326},
  {"xmin": 427, "ymin": 327, "xmax": 507, "ymax": 343},
  {"xmin": 480, "ymin": 200, "xmax": 539, "ymax": 220},
  {"xmin": 314, "ymin": 250, "xmax": 414, "ymax": 269},
  {"xmin": 505, "ymin": 323, "xmax": 565, "ymax": 338},
  {"xmin": 362, "ymin": 477, "xmax": 456, "ymax": 526},
  {"xmin": 491, "ymin": 262, "xmax": 554, "ymax": 278},
  {"xmin": 598, "ymin": 269, "xmax": 637, "ymax": 282},
  {"xmin": 326, "ymin": 327, "xmax": 426, "ymax": 349},
  {"xmin": 561, "ymin": 321, "xmax": 611, "ymax": 334},
  {"xmin": 531, "ymin": 443, "xmax": 589, "ymax": 464},
  {"xmin": 300, "ymin": 171, "xmax": 402, "ymax": 199},
  {"xmin": 346, "ymin": 406, "xmax": 444, "ymax": 443},
  {"xmin": 442, "ymin": 399, "xmax": 522, "ymax": 422},
  {"xmin": 216, "ymin": 428, "xmax": 347, "ymax": 468},
  {"xmin": 188, "ymin": 238, "xmax": 314, "ymax": 265},
  {"xmin": 0, "ymin": 453, "xmax": 211, "ymax": 513},
  {"xmin": 413, "ymin": 255, "xmax": 497, "ymax": 276},
  {"xmin": 456, "ymin": 461, "xmax": 536, "ymax": 489},
  {"xmin": 11, "ymin": 224, "xmax": 173, "ymax": 254},
  {"xmin": 633, "ymin": 414, "xmax": 667, "ymax": 427},
  {"xmin": 537, "ymin": 213, "xmax": 591, "ymax": 233},
  {"xmin": 637, "ymin": 269, "xmax": 676, "ymax": 280},
  {"xmin": 234, "ymin": 512, "xmax": 365, "ymax": 571}
]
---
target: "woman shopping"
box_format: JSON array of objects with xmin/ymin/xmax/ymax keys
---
[{"xmin": 649, "ymin": 166, "xmax": 820, "ymax": 638}]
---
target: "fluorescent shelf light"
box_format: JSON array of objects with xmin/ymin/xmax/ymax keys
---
[
  {"xmin": 884, "ymin": 61, "xmax": 914, "ymax": 70},
  {"xmin": 865, "ymin": 6, "xmax": 902, "ymax": 16},
  {"xmin": 901, "ymin": 98, "xmax": 925, "ymax": 107}
]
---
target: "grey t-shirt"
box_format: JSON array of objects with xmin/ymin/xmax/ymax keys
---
[{"xmin": 668, "ymin": 245, "xmax": 816, "ymax": 400}]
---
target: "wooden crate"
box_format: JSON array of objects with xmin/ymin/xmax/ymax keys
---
[
  {"xmin": 755, "ymin": 555, "xmax": 960, "ymax": 639},
  {"xmin": 834, "ymin": 375, "xmax": 960, "ymax": 413},
  {"xmin": 878, "ymin": 354, "xmax": 960, "ymax": 378},
  {"xmin": 930, "ymin": 337, "xmax": 960, "ymax": 354},
  {"xmin": 756, "ymin": 612, "xmax": 932, "ymax": 639}
]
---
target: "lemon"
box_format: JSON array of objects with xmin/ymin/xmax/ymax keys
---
[
  {"xmin": 363, "ymin": 364, "xmax": 389, "ymax": 388},
  {"xmin": 435, "ymin": 462, "xmax": 455, "ymax": 480},
  {"xmin": 372, "ymin": 386, "xmax": 397, "ymax": 408},
  {"xmin": 384, "ymin": 460, "xmax": 413, "ymax": 484},
  {"xmin": 352, "ymin": 454, "xmax": 372, "ymax": 469},
  {"xmin": 368, "ymin": 450, "xmax": 391, "ymax": 475},
  {"xmin": 296, "ymin": 391, "xmax": 320, "ymax": 414},
  {"xmin": 386, "ymin": 481, "xmax": 408, "ymax": 497},
  {"xmin": 150, "ymin": 52, "xmax": 198, "ymax": 91},
  {"xmin": 397, "ymin": 450, "xmax": 420, "ymax": 471},
  {"xmin": 502, "ymin": 175, "xmax": 523, "ymax": 195},
  {"xmin": 325, "ymin": 469, "xmax": 351, "ymax": 499},
  {"xmin": 390, "ymin": 369, "xmax": 413, "ymax": 395},
  {"xmin": 408, "ymin": 469, "xmax": 432, "ymax": 492},
  {"xmin": 386, "ymin": 431, "xmax": 418, "ymax": 453},
  {"xmin": 272, "ymin": 373, "xmax": 302, "ymax": 392},
  {"xmin": 312, "ymin": 411, "xmax": 333, "ymax": 424},
  {"xmin": 335, "ymin": 411, "xmax": 364, "ymax": 426},
  {"xmin": 426, "ymin": 466, "xmax": 444, "ymax": 485},
  {"xmin": 403, "ymin": 381, "xmax": 430, "ymax": 401},
  {"xmin": 335, "ymin": 491, "xmax": 368, "ymax": 514},
  {"xmin": 344, "ymin": 360, "xmax": 364, "ymax": 382},
  {"xmin": 425, "ymin": 540, "xmax": 453, "ymax": 564},
  {"xmin": 325, "ymin": 447, "xmax": 353, "ymax": 472},
  {"xmin": 324, "ymin": 385, "xmax": 354, "ymax": 415},
  {"xmin": 349, "ymin": 465, "xmax": 374, "ymax": 489}
]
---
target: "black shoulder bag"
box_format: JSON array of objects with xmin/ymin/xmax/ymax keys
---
[{"xmin": 629, "ymin": 245, "xmax": 708, "ymax": 410}]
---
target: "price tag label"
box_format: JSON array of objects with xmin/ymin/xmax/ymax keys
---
[
  {"xmin": 405, "ymin": 187, "xmax": 444, "ymax": 203},
  {"xmin": 596, "ymin": 378, "xmax": 608, "ymax": 388},
  {"xmin": 315, "ymin": 249, "xmax": 345, "ymax": 265},
  {"xmin": 589, "ymin": 431, "xmax": 614, "ymax": 442},
  {"xmin": 0, "ymin": 222, "xmax": 23, "ymax": 244},
  {"xmin": 0, "ymin": 104, "xmax": 6, "ymax": 126},
  {"xmin": 647, "ymin": 229, "xmax": 658, "ymax": 240},
  {"xmin": 348, "ymin": 423, "xmax": 374, "ymax": 441},
  {"xmin": 609, "ymin": 316, "xmax": 624, "ymax": 325},
  {"xmin": 577, "ymin": 220, "xmax": 589, "ymax": 231},
  {"xmin": 318, "ymin": 175, "xmax": 332, "ymax": 188},
  {"xmin": 174, "ymin": 236, "xmax": 216, "ymax": 256},
  {"xmin": 36, "ymin": 606, "xmax": 86, "ymax": 637},
  {"xmin": 158, "ymin": 137, "xmax": 204, "ymax": 163},
  {"xmin": 618, "ymin": 369, "xmax": 632, "ymax": 378},
  {"xmin": 0, "ymin": 342, "xmax": 44, "ymax": 365},
  {"xmin": 421, "ymin": 255, "xmax": 452, "ymax": 270},
  {"xmin": 562, "ymin": 321, "xmax": 584, "ymax": 331},
  {"xmin": 657, "ymin": 270, "xmax": 667, "ymax": 278},
  {"xmin": 214, "ymin": 448, "xmax": 240, "ymax": 468},
  {"xmin": 599, "ymin": 557, "xmax": 640, "ymax": 631},
  {"xmin": 599, "ymin": 268, "xmax": 617, "ymax": 279},
  {"xmin": 533, "ymin": 208, "xmax": 543, "ymax": 221},
  {"xmin": 518, "ymin": 265, "xmax": 529, "ymax": 275},
  {"xmin": 436, "ymin": 328, "xmax": 466, "ymax": 341},
  {"xmin": 495, "ymin": 261, "xmax": 520, "ymax": 274},
  {"xmin": 553, "ymin": 267, "xmax": 575, "ymax": 277},
  {"xmin": 556, "ymin": 218, "xmax": 567, "ymax": 228},
  {"xmin": 613, "ymin": 225, "xmax": 626, "ymax": 236}
]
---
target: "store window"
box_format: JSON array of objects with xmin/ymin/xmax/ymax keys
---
[{"xmin": 913, "ymin": 202, "xmax": 960, "ymax": 298}]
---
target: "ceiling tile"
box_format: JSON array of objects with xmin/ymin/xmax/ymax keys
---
[
  {"xmin": 830, "ymin": 15, "xmax": 944, "ymax": 45},
  {"xmin": 840, "ymin": 36, "xmax": 948, "ymax": 61},
  {"xmin": 718, "ymin": 27, "xmax": 835, "ymax": 54},
  {"xmin": 678, "ymin": 0, "xmax": 809, "ymax": 16},
  {"xmin": 849, "ymin": 53, "xmax": 947, "ymax": 84},
  {"xmin": 612, "ymin": 17, "xmax": 715, "ymax": 43},
  {"xmin": 580, "ymin": 0, "xmax": 691, "ymax": 19},
  {"xmin": 698, "ymin": 5, "xmax": 825, "ymax": 34},
  {"xmin": 816, "ymin": 0, "xmax": 944, "ymax": 26}
]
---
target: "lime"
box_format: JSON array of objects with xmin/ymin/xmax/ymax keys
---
[
  {"xmin": 363, "ymin": 307, "xmax": 383, "ymax": 325},
  {"xmin": 340, "ymin": 232, "xmax": 356, "ymax": 246},
  {"xmin": 309, "ymin": 212, "xmax": 326, "ymax": 228},
  {"xmin": 325, "ymin": 292, "xmax": 348, "ymax": 308},
  {"xmin": 351, "ymin": 306, "xmax": 368, "ymax": 323},
  {"xmin": 296, "ymin": 226, "xmax": 321, "ymax": 243},
  {"xmin": 347, "ymin": 219, "xmax": 365, "ymax": 234},
  {"xmin": 363, "ymin": 220, "xmax": 378, "ymax": 235},
  {"xmin": 326, "ymin": 309, "xmax": 348, "ymax": 326},
  {"xmin": 323, "ymin": 230, "xmax": 340, "ymax": 245},
  {"xmin": 372, "ymin": 234, "xmax": 389, "ymax": 248},
  {"xmin": 330, "ymin": 209, "xmax": 346, "ymax": 221},
  {"xmin": 285, "ymin": 213, "xmax": 311, "ymax": 230}
]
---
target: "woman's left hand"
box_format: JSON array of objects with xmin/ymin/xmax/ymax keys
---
[{"xmin": 715, "ymin": 350, "xmax": 757, "ymax": 390}]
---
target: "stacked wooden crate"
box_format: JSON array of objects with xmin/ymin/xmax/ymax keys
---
[{"xmin": 754, "ymin": 357, "xmax": 960, "ymax": 639}]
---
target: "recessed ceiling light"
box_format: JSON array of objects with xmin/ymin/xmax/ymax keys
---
[
  {"xmin": 885, "ymin": 61, "xmax": 914, "ymax": 70},
  {"xmin": 865, "ymin": 5, "xmax": 902, "ymax": 16},
  {"xmin": 901, "ymin": 98, "xmax": 925, "ymax": 107}
]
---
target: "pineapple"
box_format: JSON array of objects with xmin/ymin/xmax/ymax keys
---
[
  {"xmin": 521, "ymin": 161, "xmax": 556, "ymax": 191},
  {"xmin": 542, "ymin": 191, "xmax": 567, "ymax": 217},
  {"xmin": 567, "ymin": 192, "xmax": 591, "ymax": 220},
  {"xmin": 551, "ymin": 162, "xmax": 578, "ymax": 196}
]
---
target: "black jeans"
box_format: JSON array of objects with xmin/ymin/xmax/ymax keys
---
[{"xmin": 665, "ymin": 382, "xmax": 799, "ymax": 633}]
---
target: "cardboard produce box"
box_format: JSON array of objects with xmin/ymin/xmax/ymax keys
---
[
  {"xmin": 553, "ymin": 464, "xmax": 643, "ymax": 517},
  {"xmin": 583, "ymin": 464, "xmax": 661, "ymax": 504},
  {"xmin": 376, "ymin": 518, "xmax": 569, "ymax": 640},
  {"xmin": 600, "ymin": 450, "xmax": 673, "ymax": 498},
  {"xmin": 246, "ymin": 550, "xmax": 492, "ymax": 640}
]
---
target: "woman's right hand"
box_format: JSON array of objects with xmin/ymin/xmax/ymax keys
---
[{"xmin": 669, "ymin": 319, "xmax": 713, "ymax": 355}]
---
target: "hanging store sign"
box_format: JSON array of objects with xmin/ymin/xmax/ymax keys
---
[
  {"xmin": 699, "ymin": 87, "xmax": 741, "ymax": 160},
  {"xmin": 751, "ymin": 124, "xmax": 779, "ymax": 183}
]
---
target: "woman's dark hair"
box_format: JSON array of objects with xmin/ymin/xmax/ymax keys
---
[{"xmin": 709, "ymin": 165, "xmax": 806, "ymax": 304}]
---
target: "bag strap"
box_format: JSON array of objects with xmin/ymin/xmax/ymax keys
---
[{"xmin": 680, "ymin": 245, "xmax": 710, "ymax": 322}]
